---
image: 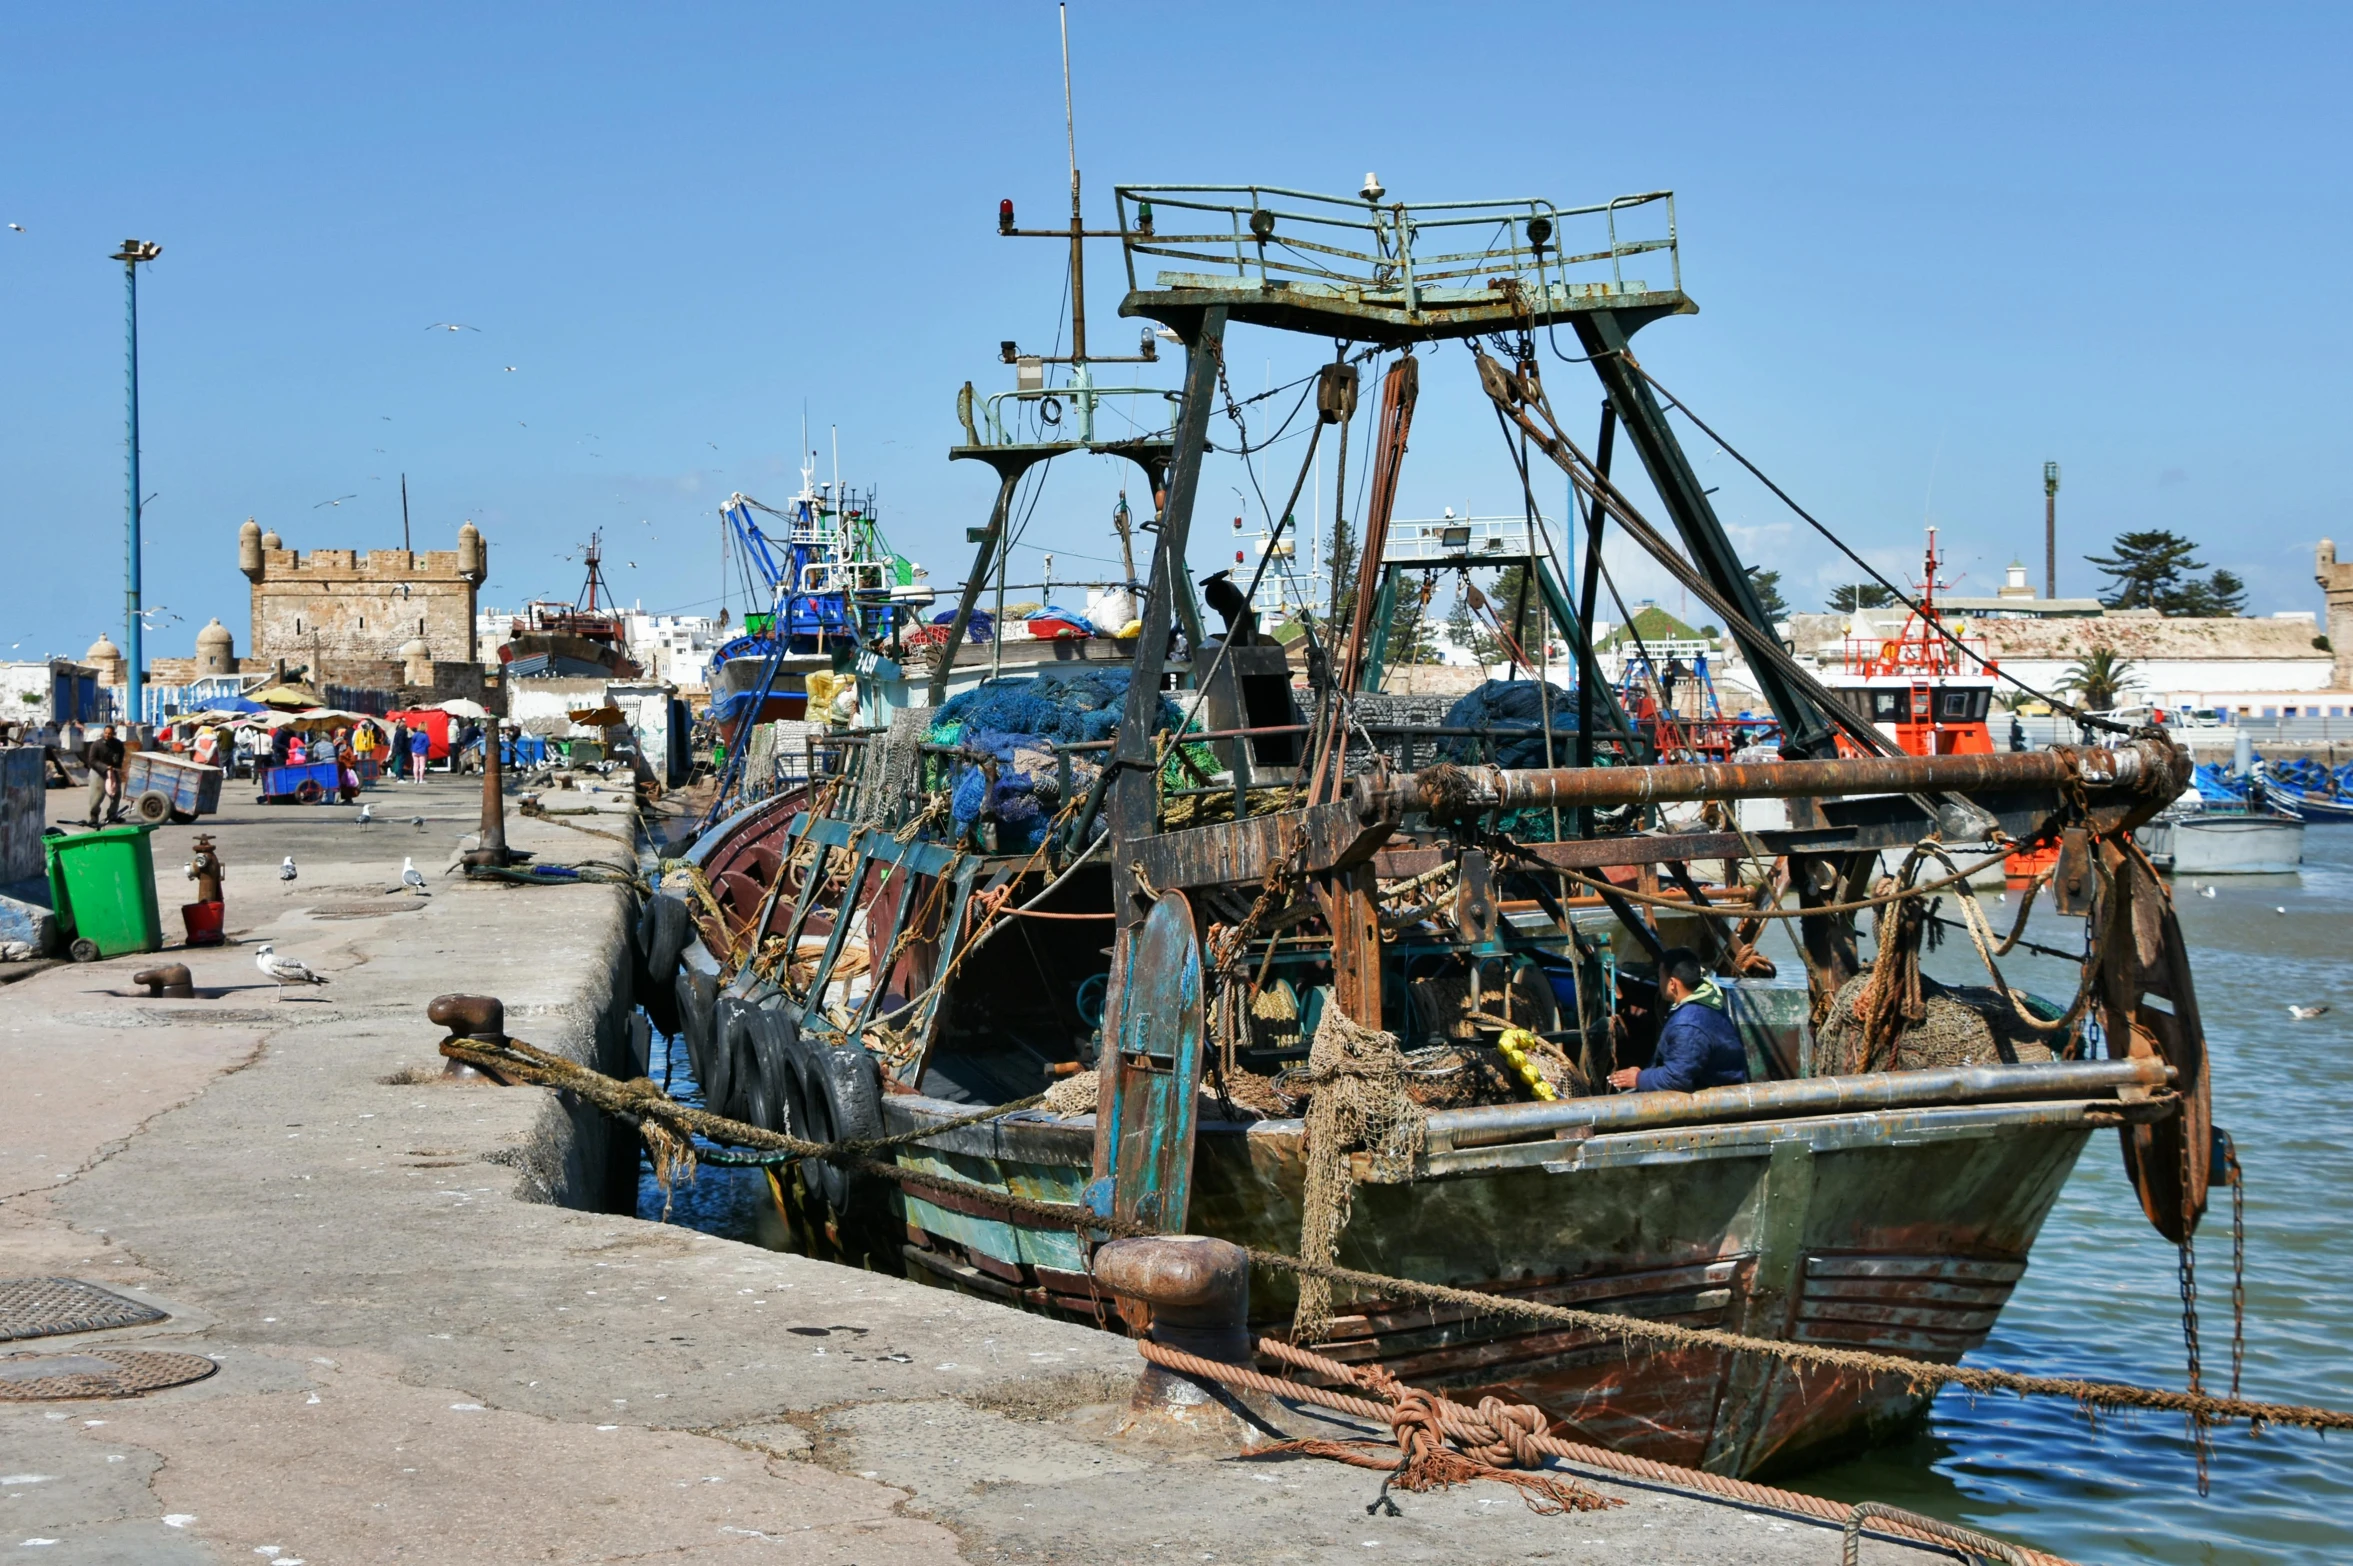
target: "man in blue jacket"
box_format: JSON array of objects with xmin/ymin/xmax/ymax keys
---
[{"xmin": 1607, "ymin": 947, "xmax": 1750, "ymax": 1093}]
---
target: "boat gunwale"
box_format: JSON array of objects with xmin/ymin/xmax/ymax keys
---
[{"xmin": 877, "ymin": 1056, "xmax": 2169, "ymax": 1167}]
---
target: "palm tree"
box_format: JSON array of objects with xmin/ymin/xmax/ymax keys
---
[{"xmin": 2057, "ymin": 647, "xmax": 2135, "ymax": 713}]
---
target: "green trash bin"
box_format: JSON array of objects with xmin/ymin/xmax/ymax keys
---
[{"xmin": 43, "ymin": 824, "xmax": 164, "ymax": 961}]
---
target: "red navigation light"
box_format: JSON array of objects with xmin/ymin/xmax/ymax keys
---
[
  {"xmin": 1235, "ymin": 549, "xmax": 1245, "ymax": 563},
  {"xmin": 999, "ymin": 198, "xmax": 1015, "ymax": 234}
]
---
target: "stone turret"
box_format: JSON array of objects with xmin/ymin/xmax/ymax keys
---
[
  {"xmin": 194, "ymin": 619, "xmax": 236, "ymax": 675},
  {"xmin": 2321, "ymin": 539, "xmax": 2353, "ymax": 688},
  {"xmin": 399, "ymin": 637, "xmax": 433, "ymax": 686},
  {"xmin": 259, "ymin": 527, "xmax": 282, "ymax": 552},
  {"xmin": 85, "ymin": 634, "xmax": 123, "ymax": 687},
  {"xmin": 238, "ymin": 518, "xmax": 264, "ymax": 581},
  {"xmin": 457, "ymin": 520, "xmax": 486, "ymax": 583}
]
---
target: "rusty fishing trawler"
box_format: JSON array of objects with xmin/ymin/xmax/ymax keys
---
[{"xmin": 647, "ymin": 175, "xmax": 2220, "ymax": 1478}]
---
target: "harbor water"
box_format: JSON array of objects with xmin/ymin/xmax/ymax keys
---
[
  {"xmin": 640, "ymin": 833, "xmax": 2353, "ymax": 1564},
  {"xmin": 1807, "ymin": 829, "xmax": 2353, "ymax": 1564}
]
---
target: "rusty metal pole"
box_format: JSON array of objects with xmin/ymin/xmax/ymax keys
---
[
  {"xmin": 1361, "ymin": 739, "xmax": 2181, "ymax": 819},
  {"xmin": 466, "ymin": 721, "xmax": 512, "ymax": 868}
]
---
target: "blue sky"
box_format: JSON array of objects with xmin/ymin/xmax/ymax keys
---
[{"xmin": 5, "ymin": 2, "xmax": 2348, "ymax": 667}]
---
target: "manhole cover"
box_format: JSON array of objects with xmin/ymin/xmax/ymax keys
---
[
  {"xmin": 0, "ymin": 1349, "xmax": 218, "ymax": 1400},
  {"xmin": 0, "ymin": 1278, "xmax": 168, "ymax": 1343},
  {"xmin": 307, "ymin": 900, "xmax": 426, "ymax": 919}
]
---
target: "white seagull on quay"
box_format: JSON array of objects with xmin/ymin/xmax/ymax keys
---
[
  {"xmin": 279, "ymin": 856, "xmax": 298, "ymax": 882},
  {"xmin": 356, "ymin": 803, "xmax": 375, "ymax": 824},
  {"xmin": 256, "ymin": 943, "xmax": 328, "ymax": 999},
  {"xmin": 401, "ymin": 857, "xmax": 430, "ymax": 896}
]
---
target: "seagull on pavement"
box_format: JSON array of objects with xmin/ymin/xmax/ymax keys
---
[
  {"xmin": 401, "ymin": 857, "xmax": 430, "ymax": 896},
  {"xmin": 356, "ymin": 803, "xmax": 375, "ymax": 824},
  {"xmin": 410, "ymin": 815, "xmax": 427, "ymax": 831},
  {"xmin": 279, "ymin": 855, "xmax": 298, "ymax": 882},
  {"xmin": 256, "ymin": 943, "xmax": 328, "ymax": 999},
  {"xmin": 2289, "ymin": 1004, "xmax": 2331, "ymax": 1020}
]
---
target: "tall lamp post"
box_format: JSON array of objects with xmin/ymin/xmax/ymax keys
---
[
  {"xmin": 2043, "ymin": 460, "xmax": 2061, "ymax": 602},
  {"xmin": 112, "ymin": 238, "xmax": 161, "ymax": 727}
]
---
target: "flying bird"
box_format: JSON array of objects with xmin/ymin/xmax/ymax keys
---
[
  {"xmin": 7, "ymin": 223, "xmax": 22, "ymax": 233},
  {"xmin": 2199, "ymin": 885, "xmax": 2218, "ymax": 898},
  {"xmin": 503, "ymin": 365, "xmax": 518, "ymax": 372},
  {"xmin": 313, "ymin": 495, "xmax": 357, "ymax": 509},
  {"xmin": 400, "ymin": 857, "xmax": 430, "ymax": 896},
  {"xmin": 2289, "ymin": 1004, "xmax": 2331, "ymax": 1021},
  {"xmin": 279, "ymin": 855, "xmax": 297, "ymax": 882},
  {"xmin": 427, "ymin": 323, "xmax": 480, "ymax": 333},
  {"xmin": 256, "ymin": 943, "xmax": 328, "ymax": 999},
  {"xmin": 355, "ymin": 803, "xmax": 375, "ymax": 824},
  {"xmin": 2276, "ymin": 906, "xmax": 2289, "ymax": 915}
]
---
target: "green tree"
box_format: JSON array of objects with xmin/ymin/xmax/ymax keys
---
[
  {"xmin": 2057, "ymin": 646, "xmax": 2136, "ymax": 712},
  {"xmin": 1746, "ymin": 567, "xmax": 1791, "ymax": 623},
  {"xmin": 1327, "ymin": 512, "xmax": 1359, "ymax": 630},
  {"xmin": 1387, "ymin": 572, "xmax": 1441, "ymax": 665},
  {"xmin": 2169, "ymin": 568, "xmax": 2248, "ymax": 617},
  {"xmin": 2085, "ymin": 530, "xmax": 2249, "ymax": 615},
  {"xmin": 1827, "ymin": 582, "xmax": 1896, "ymax": 612},
  {"xmin": 1444, "ymin": 589, "xmax": 1481, "ymax": 665}
]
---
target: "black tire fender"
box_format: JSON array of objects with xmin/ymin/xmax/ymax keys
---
[
  {"xmin": 676, "ymin": 966, "xmax": 716, "ymax": 1089},
  {"xmin": 789, "ymin": 1036, "xmax": 883, "ymax": 1215},
  {"xmin": 705, "ymin": 993, "xmax": 745, "ymax": 1120},
  {"xmin": 757, "ymin": 1001, "xmax": 804, "ymax": 1133}
]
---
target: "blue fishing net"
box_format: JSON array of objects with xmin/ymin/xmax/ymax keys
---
[
  {"xmin": 929, "ymin": 669, "xmax": 1192, "ymax": 848},
  {"xmin": 1439, "ymin": 679, "xmax": 1579, "ymax": 769}
]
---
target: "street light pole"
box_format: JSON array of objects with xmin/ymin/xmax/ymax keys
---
[
  {"xmin": 2043, "ymin": 460, "xmax": 2061, "ymax": 602},
  {"xmin": 112, "ymin": 239, "xmax": 161, "ymax": 726}
]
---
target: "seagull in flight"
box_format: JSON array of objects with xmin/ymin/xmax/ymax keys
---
[
  {"xmin": 400, "ymin": 856, "xmax": 431, "ymax": 896},
  {"xmin": 7, "ymin": 224, "xmax": 22, "ymax": 233},
  {"xmin": 503, "ymin": 365, "xmax": 518, "ymax": 372},
  {"xmin": 313, "ymin": 495, "xmax": 357, "ymax": 509},
  {"xmin": 427, "ymin": 322, "xmax": 480, "ymax": 333},
  {"xmin": 256, "ymin": 943, "xmax": 329, "ymax": 999}
]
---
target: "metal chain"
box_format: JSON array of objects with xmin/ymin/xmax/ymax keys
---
[
  {"xmin": 2178, "ymin": 1119, "xmax": 2210, "ymax": 1493},
  {"xmin": 2220, "ymin": 1128, "xmax": 2246, "ymax": 1399}
]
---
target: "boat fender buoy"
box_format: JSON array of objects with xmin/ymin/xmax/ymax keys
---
[{"xmin": 788, "ymin": 1035, "xmax": 884, "ymax": 1216}]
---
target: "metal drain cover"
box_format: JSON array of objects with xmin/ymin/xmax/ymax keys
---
[
  {"xmin": 0, "ymin": 1278, "xmax": 167, "ymax": 1342},
  {"xmin": 0, "ymin": 1349, "xmax": 218, "ymax": 1400}
]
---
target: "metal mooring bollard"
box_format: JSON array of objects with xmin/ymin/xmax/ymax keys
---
[
  {"xmin": 131, "ymin": 963, "xmax": 195, "ymax": 999},
  {"xmin": 429, "ymin": 993, "xmax": 510, "ymax": 1083},
  {"xmin": 1093, "ymin": 1234, "xmax": 1282, "ymax": 1452}
]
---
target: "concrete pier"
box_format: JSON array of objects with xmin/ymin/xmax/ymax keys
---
[{"xmin": 2, "ymin": 776, "xmax": 1958, "ymax": 1563}]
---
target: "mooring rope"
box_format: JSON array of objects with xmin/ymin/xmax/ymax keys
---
[
  {"xmin": 435, "ymin": 1030, "xmax": 2353, "ymax": 1439},
  {"xmin": 1134, "ymin": 1336, "xmax": 2066, "ymax": 1565}
]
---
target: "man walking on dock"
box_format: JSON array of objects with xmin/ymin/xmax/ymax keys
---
[
  {"xmin": 84, "ymin": 724, "xmax": 125, "ymax": 826},
  {"xmin": 1609, "ymin": 948, "xmax": 1749, "ymax": 1094}
]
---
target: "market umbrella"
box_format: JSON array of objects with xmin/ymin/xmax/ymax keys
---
[
  {"xmin": 249, "ymin": 682, "xmax": 326, "ymax": 709},
  {"xmin": 435, "ymin": 698, "xmax": 492, "ymax": 720}
]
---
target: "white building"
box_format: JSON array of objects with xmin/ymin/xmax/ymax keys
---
[{"xmin": 620, "ymin": 612, "xmax": 721, "ymax": 690}]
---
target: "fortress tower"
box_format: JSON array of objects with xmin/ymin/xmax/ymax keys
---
[
  {"xmin": 2321, "ymin": 539, "xmax": 2353, "ymax": 688},
  {"xmin": 236, "ymin": 518, "xmax": 487, "ymax": 686}
]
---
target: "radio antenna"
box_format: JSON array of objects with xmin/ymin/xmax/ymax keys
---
[{"xmin": 1060, "ymin": 4, "xmax": 1077, "ymax": 190}]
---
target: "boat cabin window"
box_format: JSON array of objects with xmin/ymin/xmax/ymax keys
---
[
  {"xmin": 1870, "ymin": 690, "xmax": 1910, "ymax": 722},
  {"xmin": 1938, "ymin": 688, "xmax": 1989, "ymax": 721}
]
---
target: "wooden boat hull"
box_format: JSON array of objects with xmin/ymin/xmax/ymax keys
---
[{"xmin": 852, "ymin": 1076, "xmax": 2119, "ymax": 1478}]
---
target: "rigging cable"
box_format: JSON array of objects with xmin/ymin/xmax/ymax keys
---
[{"xmin": 1630, "ymin": 365, "xmax": 2124, "ymax": 733}]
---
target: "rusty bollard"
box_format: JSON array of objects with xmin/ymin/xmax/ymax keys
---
[
  {"xmin": 429, "ymin": 993, "xmax": 511, "ymax": 1083},
  {"xmin": 1093, "ymin": 1235, "xmax": 1282, "ymax": 1453},
  {"xmin": 131, "ymin": 963, "xmax": 195, "ymax": 999}
]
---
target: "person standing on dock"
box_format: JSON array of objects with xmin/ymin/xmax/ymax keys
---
[
  {"xmin": 83, "ymin": 724, "xmax": 125, "ymax": 826},
  {"xmin": 1609, "ymin": 948, "xmax": 1749, "ymax": 1093},
  {"xmin": 407, "ymin": 723, "xmax": 430, "ymax": 783}
]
